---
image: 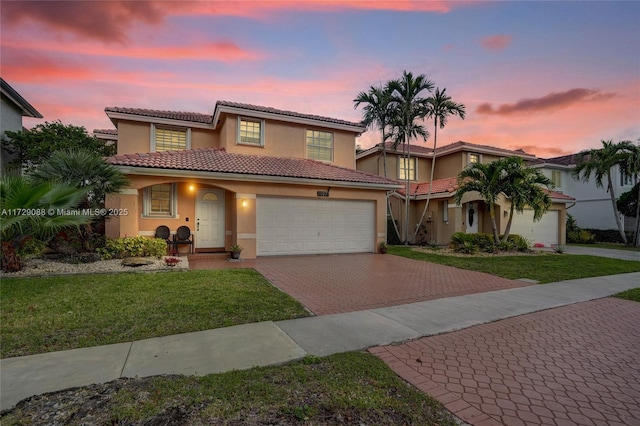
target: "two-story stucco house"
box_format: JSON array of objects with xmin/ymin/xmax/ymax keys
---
[
  {"xmin": 357, "ymin": 141, "xmax": 574, "ymax": 246},
  {"xmin": 531, "ymin": 154, "xmax": 636, "ymax": 231},
  {"xmin": 0, "ymin": 78, "xmax": 43, "ymax": 175},
  {"xmin": 103, "ymin": 101, "xmax": 400, "ymax": 258}
]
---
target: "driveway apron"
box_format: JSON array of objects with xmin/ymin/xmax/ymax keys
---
[
  {"xmin": 252, "ymin": 253, "xmax": 531, "ymax": 315},
  {"xmin": 371, "ymin": 297, "xmax": 640, "ymax": 426}
]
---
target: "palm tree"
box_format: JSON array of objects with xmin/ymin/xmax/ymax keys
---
[
  {"xmin": 620, "ymin": 141, "xmax": 640, "ymax": 246},
  {"xmin": 387, "ymin": 70, "xmax": 435, "ymax": 244},
  {"xmin": 354, "ymin": 85, "xmax": 396, "ymax": 178},
  {"xmin": 29, "ymin": 149, "xmax": 130, "ymax": 251},
  {"xmin": 412, "ymin": 87, "xmax": 466, "ymax": 241},
  {"xmin": 0, "ymin": 176, "xmax": 92, "ymax": 272},
  {"xmin": 30, "ymin": 149, "xmax": 129, "ymax": 208},
  {"xmin": 454, "ymin": 157, "xmax": 516, "ymax": 242},
  {"xmin": 500, "ymin": 158, "xmax": 553, "ymax": 242},
  {"xmin": 572, "ymin": 140, "xmax": 634, "ymax": 244}
]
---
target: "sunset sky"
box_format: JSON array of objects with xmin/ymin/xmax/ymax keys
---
[{"xmin": 2, "ymin": 0, "xmax": 639, "ymax": 158}]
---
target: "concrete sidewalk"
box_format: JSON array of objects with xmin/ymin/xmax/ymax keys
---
[{"xmin": 2, "ymin": 272, "xmax": 639, "ymax": 411}]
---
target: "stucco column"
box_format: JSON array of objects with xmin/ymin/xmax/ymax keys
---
[
  {"xmin": 235, "ymin": 193, "xmax": 257, "ymax": 259},
  {"xmin": 105, "ymin": 189, "xmax": 139, "ymax": 238}
]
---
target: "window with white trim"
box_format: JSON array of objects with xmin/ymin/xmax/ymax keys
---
[
  {"xmin": 237, "ymin": 117, "xmax": 264, "ymax": 146},
  {"xmin": 306, "ymin": 130, "xmax": 333, "ymax": 161},
  {"xmin": 551, "ymin": 170, "xmax": 562, "ymax": 188},
  {"xmin": 468, "ymin": 153, "xmax": 481, "ymax": 164},
  {"xmin": 144, "ymin": 184, "xmax": 176, "ymax": 217},
  {"xmin": 398, "ymin": 157, "xmax": 416, "ymax": 181},
  {"xmin": 442, "ymin": 201, "xmax": 449, "ymax": 222},
  {"xmin": 152, "ymin": 125, "xmax": 190, "ymax": 152},
  {"xmin": 620, "ymin": 170, "xmax": 633, "ymax": 187}
]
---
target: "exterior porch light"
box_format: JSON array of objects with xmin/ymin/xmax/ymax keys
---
[
  {"xmin": 189, "ymin": 184, "xmax": 195, "ymax": 192},
  {"xmin": 241, "ymin": 199, "xmax": 248, "ymax": 208}
]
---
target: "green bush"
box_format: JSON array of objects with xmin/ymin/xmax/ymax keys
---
[
  {"xmin": 567, "ymin": 229, "xmax": 596, "ymax": 244},
  {"xmin": 450, "ymin": 232, "xmax": 477, "ymax": 253},
  {"xmin": 509, "ymin": 234, "xmax": 531, "ymax": 252},
  {"xmin": 98, "ymin": 236, "xmax": 167, "ymax": 259},
  {"xmin": 450, "ymin": 232, "xmax": 528, "ymax": 253}
]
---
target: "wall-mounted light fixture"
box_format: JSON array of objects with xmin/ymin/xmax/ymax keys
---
[
  {"xmin": 241, "ymin": 199, "xmax": 248, "ymax": 208},
  {"xmin": 189, "ymin": 184, "xmax": 195, "ymax": 192},
  {"xmin": 503, "ymin": 210, "xmax": 508, "ymax": 217}
]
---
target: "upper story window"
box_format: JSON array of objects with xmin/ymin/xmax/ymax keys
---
[
  {"xmin": 306, "ymin": 130, "xmax": 333, "ymax": 162},
  {"xmin": 620, "ymin": 170, "xmax": 633, "ymax": 187},
  {"xmin": 468, "ymin": 153, "xmax": 481, "ymax": 165},
  {"xmin": 399, "ymin": 157, "xmax": 416, "ymax": 181},
  {"xmin": 551, "ymin": 170, "xmax": 562, "ymax": 188},
  {"xmin": 152, "ymin": 125, "xmax": 190, "ymax": 152},
  {"xmin": 143, "ymin": 183, "xmax": 176, "ymax": 217},
  {"xmin": 238, "ymin": 117, "xmax": 264, "ymax": 146}
]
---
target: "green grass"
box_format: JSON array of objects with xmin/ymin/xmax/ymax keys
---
[
  {"xmin": 614, "ymin": 288, "xmax": 640, "ymax": 302},
  {"xmin": 569, "ymin": 243, "xmax": 640, "ymax": 252},
  {"xmin": 389, "ymin": 246, "xmax": 640, "ymax": 283},
  {"xmin": 1, "ymin": 352, "xmax": 457, "ymax": 425},
  {"xmin": 0, "ymin": 269, "xmax": 309, "ymax": 358}
]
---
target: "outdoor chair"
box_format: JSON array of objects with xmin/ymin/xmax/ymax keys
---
[
  {"xmin": 154, "ymin": 226, "xmax": 173, "ymax": 254},
  {"xmin": 173, "ymin": 225, "xmax": 194, "ymax": 254}
]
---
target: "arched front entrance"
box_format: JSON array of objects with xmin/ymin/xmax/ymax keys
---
[{"xmin": 195, "ymin": 188, "xmax": 226, "ymax": 250}]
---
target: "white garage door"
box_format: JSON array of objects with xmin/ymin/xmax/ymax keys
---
[
  {"xmin": 510, "ymin": 210, "xmax": 559, "ymax": 246},
  {"xmin": 257, "ymin": 197, "xmax": 375, "ymax": 256}
]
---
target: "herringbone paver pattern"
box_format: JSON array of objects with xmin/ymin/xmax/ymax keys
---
[
  {"xmin": 371, "ymin": 298, "xmax": 640, "ymax": 425},
  {"xmin": 251, "ymin": 253, "xmax": 530, "ymax": 315}
]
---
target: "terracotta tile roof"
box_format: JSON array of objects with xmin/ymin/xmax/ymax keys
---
[
  {"xmin": 435, "ymin": 141, "xmax": 535, "ymax": 158},
  {"xmin": 93, "ymin": 129, "xmax": 118, "ymax": 135},
  {"xmin": 542, "ymin": 153, "xmax": 580, "ymax": 166},
  {"xmin": 105, "ymin": 107, "xmax": 213, "ymax": 124},
  {"xmin": 215, "ymin": 100, "xmax": 364, "ymax": 129},
  {"xmin": 545, "ymin": 189, "xmax": 575, "ymax": 201},
  {"xmin": 107, "ymin": 148, "xmax": 399, "ymax": 187},
  {"xmin": 396, "ymin": 177, "xmax": 459, "ymax": 197}
]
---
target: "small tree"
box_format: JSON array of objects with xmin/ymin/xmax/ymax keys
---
[{"xmin": 2, "ymin": 121, "xmax": 116, "ymax": 172}]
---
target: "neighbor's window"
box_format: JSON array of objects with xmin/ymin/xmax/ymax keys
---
[
  {"xmin": 468, "ymin": 153, "xmax": 481, "ymax": 164},
  {"xmin": 398, "ymin": 157, "xmax": 416, "ymax": 181},
  {"xmin": 153, "ymin": 126, "xmax": 189, "ymax": 152},
  {"xmin": 551, "ymin": 170, "xmax": 562, "ymax": 188},
  {"xmin": 442, "ymin": 200, "xmax": 449, "ymax": 222},
  {"xmin": 238, "ymin": 117, "xmax": 264, "ymax": 146},
  {"xmin": 620, "ymin": 170, "xmax": 633, "ymax": 187},
  {"xmin": 144, "ymin": 184, "xmax": 176, "ymax": 217},
  {"xmin": 306, "ymin": 130, "xmax": 333, "ymax": 161}
]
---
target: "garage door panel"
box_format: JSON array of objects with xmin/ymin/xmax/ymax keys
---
[
  {"xmin": 257, "ymin": 197, "xmax": 375, "ymax": 256},
  {"xmin": 510, "ymin": 210, "xmax": 559, "ymax": 246}
]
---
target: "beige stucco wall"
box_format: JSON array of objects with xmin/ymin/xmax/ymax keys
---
[
  {"xmin": 116, "ymin": 121, "xmax": 151, "ymax": 155},
  {"xmin": 218, "ymin": 115, "xmax": 357, "ymax": 169},
  {"xmin": 107, "ymin": 174, "xmax": 389, "ymax": 258}
]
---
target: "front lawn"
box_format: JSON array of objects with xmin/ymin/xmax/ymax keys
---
[
  {"xmin": 389, "ymin": 246, "xmax": 640, "ymax": 283},
  {"xmin": 1, "ymin": 352, "xmax": 456, "ymax": 426},
  {"xmin": 0, "ymin": 269, "xmax": 309, "ymax": 358},
  {"xmin": 615, "ymin": 288, "xmax": 640, "ymax": 302},
  {"xmin": 569, "ymin": 243, "xmax": 640, "ymax": 252}
]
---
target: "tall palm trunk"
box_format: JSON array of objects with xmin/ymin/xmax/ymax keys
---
[
  {"xmin": 634, "ymin": 182, "xmax": 640, "ymax": 246},
  {"xmin": 403, "ymin": 134, "xmax": 411, "ymax": 244},
  {"xmin": 413, "ymin": 118, "xmax": 438, "ymax": 242},
  {"xmin": 489, "ymin": 203, "xmax": 500, "ymax": 242},
  {"xmin": 607, "ymin": 175, "xmax": 627, "ymax": 244}
]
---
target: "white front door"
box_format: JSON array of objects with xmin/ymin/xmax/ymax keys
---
[
  {"xmin": 466, "ymin": 202, "xmax": 478, "ymax": 233},
  {"xmin": 195, "ymin": 189, "xmax": 225, "ymax": 249}
]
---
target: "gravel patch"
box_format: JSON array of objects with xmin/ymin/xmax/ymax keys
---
[{"xmin": 0, "ymin": 256, "xmax": 189, "ymax": 278}]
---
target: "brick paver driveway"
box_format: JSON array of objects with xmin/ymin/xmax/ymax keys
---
[
  {"xmin": 371, "ymin": 298, "xmax": 640, "ymax": 426},
  {"xmin": 252, "ymin": 253, "xmax": 530, "ymax": 315}
]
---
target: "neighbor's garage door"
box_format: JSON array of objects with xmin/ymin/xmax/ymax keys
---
[
  {"xmin": 257, "ymin": 197, "xmax": 375, "ymax": 256},
  {"xmin": 510, "ymin": 210, "xmax": 559, "ymax": 246}
]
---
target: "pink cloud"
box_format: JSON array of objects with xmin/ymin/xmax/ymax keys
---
[
  {"xmin": 480, "ymin": 35, "xmax": 512, "ymax": 51},
  {"xmin": 3, "ymin": 38, "xmax": 265, "ymax": 62},
  {"xmin": 1, "ymin": 1, "xmax": 165, "ymax": 43},
  {"xmin": 476, "ymin": 88, "xmax": 616, "ymax": 116}
]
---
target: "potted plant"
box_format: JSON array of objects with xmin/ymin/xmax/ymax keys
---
[
  {"xmin": 378, "ymin": 241, "xmax": 388, "ymax": 254},
  {"xmin": 230, "ymin": 244, "xmax": 243, "ymax": 260}
]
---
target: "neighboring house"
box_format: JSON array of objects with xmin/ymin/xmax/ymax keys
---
[
  {"xmin": 357, "ymin": 141, "xmax": 574, "ymax": 246},
  {"xmin": 103, "ymin": 101, "xmax": 400, "ymax": 258},
  {"xmin": 93, "ymin": 128, "xmax": 118, "ymax": 153},
  {"xmin": 0, "ymin": 78, "xmax": 43, "ymax": 174},
  {"xmin": 531, "ymin": 154, "xmax": 636, "ymax": 231}
]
